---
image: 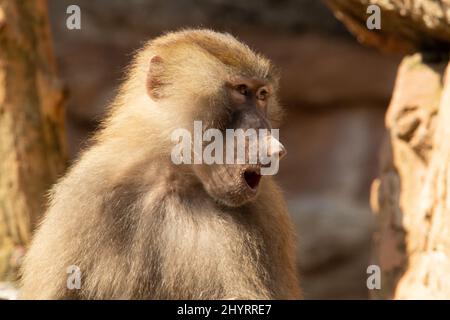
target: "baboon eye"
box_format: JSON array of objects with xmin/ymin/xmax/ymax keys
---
[
  {"xmin": 236, "ymin": 84, "xmax": 250, "ymax": 97},
  {"xmin": 257, "ymin": 89, "xmax": 269, "ymax": 101}
]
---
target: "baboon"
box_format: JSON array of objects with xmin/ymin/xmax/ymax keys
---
[{"xmin": 20, "ymin": 29, "xmax": 301, "ymax": 299}]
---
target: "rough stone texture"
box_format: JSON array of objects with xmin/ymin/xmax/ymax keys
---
[
  {"xmin": 326, "ymin": 0, "xmax": 450, "ymax": 53},
  {"xmin": 371, "ymin": 53, "xmax": 450, "ymax": 299},
  {"xmin": 0, "ymin": 0, "xmax": 67, "ymax": 281},
  {"xmin": 325, "ymin": 0, "xmax": 450, "ymax": 300},
  {"xmin": 46, "ymin": 0, "xmax": 400, "ymax": 298}
]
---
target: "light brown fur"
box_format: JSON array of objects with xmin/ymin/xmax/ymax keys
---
[{"xmin": 20, "ymin": 29, "xmax": 300, "ymax": 299}]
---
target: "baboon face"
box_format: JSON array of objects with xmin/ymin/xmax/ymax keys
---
[
  {"xmin": 191, "ymin": 76, "xmax": 286, "ymax": 207},
  {"xmin": 145, "ymin": 35, "xmax": 286, "ymax": 207}
]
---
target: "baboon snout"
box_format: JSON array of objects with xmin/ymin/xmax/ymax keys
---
[{"xmin": 265, "ymin": 135, "xmax": 287, "ymax": 160}]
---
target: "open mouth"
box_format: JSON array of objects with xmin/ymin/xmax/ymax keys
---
[{"xmin": 243, "ymin": 169, "xmax": 262, "ymax": 191}]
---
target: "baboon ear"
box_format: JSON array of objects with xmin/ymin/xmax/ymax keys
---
[{"xmin": 146, "ymin": 55, "xmax": 164, "ymax": 100}]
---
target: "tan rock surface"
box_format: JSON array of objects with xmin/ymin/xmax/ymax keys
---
[
  {"xmin": 372, "ymin": 53, "xmax": 450, "ymax": 299},
  {"xmin": 326, "ymin": 0, "xmax": 450, "ymax": 52}
]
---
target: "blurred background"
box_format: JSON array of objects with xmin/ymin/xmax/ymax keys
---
[{"xmin": 45, "ymin": 0, "xmax": 401, "ymax": 299}]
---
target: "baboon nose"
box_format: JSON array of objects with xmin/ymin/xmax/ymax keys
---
[{"xmin": 268, "ymin": 136, "xmax": 287, "ymax": 160}]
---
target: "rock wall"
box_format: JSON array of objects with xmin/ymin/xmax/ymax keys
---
[
  {"xmin": 327, "ymin": 0, "xmax": 450, "ymax": 299},
  {"xmin": 326, "ymin": 0, "xmax": 450, "ymax": 52},
  {"xmin": 371, "ymin": 53, "xmax": 450, "ymax": 299},
  {"xmin": 0, "ymin": 0, "xmax": 67, "ymax": 282}
]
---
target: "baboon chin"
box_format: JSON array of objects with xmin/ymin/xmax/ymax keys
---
[{"xmin": 20, "ymin": 29, "xmax": 301, "ymax": 300}]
